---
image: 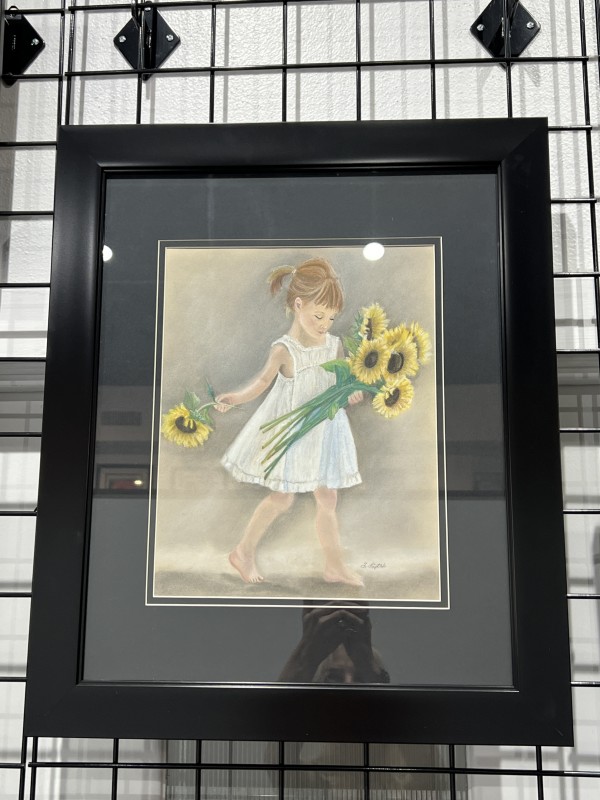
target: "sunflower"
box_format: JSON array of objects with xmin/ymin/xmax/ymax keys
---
[
  {"xmin": 409, "ymin": 321, "xmax": 432, "ymax": 365},
  {"xmin": 382, "ymin": 325, "xmax": 419, "ymax": 381},
  {"xmin": 372, "ymin": 378, "xmax": 414, "ymax": 418},
  {"xmin": 359, "ymin": 303, "xmax": 389, "ymax": 340},
  {"xmin": 162, "ymin": 404, "xmax": 212, "ymax": 448},
  {"xmin": 349, "ymin": 338, "xmax": 390, "ymax": 384}
]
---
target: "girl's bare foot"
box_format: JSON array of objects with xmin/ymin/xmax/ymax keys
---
[
  {"xmin": 323, "ymin": 566, "xmax": 364, "ymax": 588},
  {"xmin": 229, "ymin": 547, "xmax": 264, "ymax": 583}
]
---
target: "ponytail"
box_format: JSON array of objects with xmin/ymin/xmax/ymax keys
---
[
  {"xmin": 269, "ymin": 257, "xmax": 344, "ymax": 312},
  {"xmin": 268, "ymin": 266, "xmax": 295, "ymax": 296}
]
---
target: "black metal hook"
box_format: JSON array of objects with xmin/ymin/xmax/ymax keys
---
[
  {"xmin": 2, "ymin": 5, "xmax": 45, "ymax": 86},
  {"xmin": 114, "ymin": 0, "xmax": 180, "ymax": 80},
  {"xmin": 471, "ymin": 0, "xmax": 540, "ymax": 59}
]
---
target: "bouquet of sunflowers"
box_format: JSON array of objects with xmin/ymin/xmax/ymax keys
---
[{"xmin": 260, "ymin": 304, "xmax": 431, "ymax": 479}]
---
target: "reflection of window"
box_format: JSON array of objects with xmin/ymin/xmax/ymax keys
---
[{"xmin": 95, "ymin": 464, "xmax": 150, "ymax": 492}]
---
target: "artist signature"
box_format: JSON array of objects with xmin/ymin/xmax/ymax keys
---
[{"xmin": 361, "ymin": 562, "xmax": 386, "ymax": 570}]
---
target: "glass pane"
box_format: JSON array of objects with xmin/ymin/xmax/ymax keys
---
[
  {"xmin": 0, "ymin": 360, "xmax": 44, "ymax": 433},
  {"xmin": 86, "ymin": 170, "xmax": 511, "ymax": 694}
]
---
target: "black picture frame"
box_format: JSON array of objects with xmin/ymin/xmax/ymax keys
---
[{"xmin": 24, "ymin": 119, "xmax": 573, "ymax": 744}]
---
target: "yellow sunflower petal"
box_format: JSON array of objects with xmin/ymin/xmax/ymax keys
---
[
  {"xmin": 162, "ymin": 404, "xmax": 212, "ymax": 448},
  {"xmin": 359, "ymin": 303, "xmax": 389, "ymax": 340},
  {"xmin": 372, "ymin": 379, "xmax": 414, "ymax": 418},
  {"xmin": 349, "ymin": 337, "xmax": 390, "ymax": 384},
  {"xmin": 409, "ymin": 321, "xmax": 432, "ymax": 364},
  {"xmin": 382, "ymin": 325, "xmax": 419, "ymax": 381}
]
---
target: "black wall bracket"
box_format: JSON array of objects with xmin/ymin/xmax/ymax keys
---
[
  {"xmin": 114, "ymin": 2, "xmax": 180, "ymax": 80},
  {"xmin": 2, "ymin": 6, "xmax": 45, "ymax": 86},
  {"xmin": 471, "ymin": 0, "xmax": 540, "ymax": 59}
]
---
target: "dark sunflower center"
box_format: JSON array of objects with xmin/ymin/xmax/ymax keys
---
[
  {"xmin": 387, "ymin": 351, "xmax": 404, "ymax": 374},
  {"xmin": 364, "ymin": 350, "xmax": 379, "ymax": 368},
  {"xmin": 365, "ymin": 318, "xmax": 374, "ymax": 340},
  {"xmin": 384, "ymin": 388, "xmax": 400, "ymax": 407},
  {"xmin": 175, "ymin": 416, "xmax": 198, "ymax": 434}
]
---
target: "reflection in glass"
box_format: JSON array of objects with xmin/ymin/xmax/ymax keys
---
[{"xmin": 280, "ymin": 603, "xmax": 389, "ymax": 685}]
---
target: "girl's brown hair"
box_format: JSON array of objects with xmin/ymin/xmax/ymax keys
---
[{"xmin": 268, "ymin": 257, "xmax": 344, "ymax": 312}]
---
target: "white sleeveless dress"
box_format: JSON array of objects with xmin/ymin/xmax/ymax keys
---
[{"xmin": 221, "ymin": 333, "xmax": 362, "ymax": 493}]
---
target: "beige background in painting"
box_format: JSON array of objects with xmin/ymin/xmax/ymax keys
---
[{"xmin": 153, "ymin": 245, "xmax": 440, "ymax": 603}]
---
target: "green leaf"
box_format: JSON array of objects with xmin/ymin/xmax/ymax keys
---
[
  {"xmin": 205, "ymin": 379, "xmax": 216, "ymax": 402},
  {"xmin": 190, "ymin": 407, "xmax": 213, "ymax": 427},
  {"xmin": 321, "ymin": 359, "xmax": 352, "ymax": 384},
  {"xmin": 327, "ymin": 403, "xmax": 339, "ymax": 420},
  {"xmin": 184, "ymin": 389, "xmax": 201, "ymax": 412},
  {"xmin": 343, "ymin": 335, "xmax": 360, "ymax": 355}
]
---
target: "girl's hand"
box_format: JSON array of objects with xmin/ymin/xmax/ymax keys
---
[
  {"xmin": 348, "ymin": 391, "xmax": 364, "ymax": 406},
  {"xmin": 215, "ymin": 393, "xmax": 236, "ymax": 413}
]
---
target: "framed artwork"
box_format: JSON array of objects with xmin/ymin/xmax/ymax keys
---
[{"xmin": 25, "ymin": 119, "xmax": 573, "ymax": 744}]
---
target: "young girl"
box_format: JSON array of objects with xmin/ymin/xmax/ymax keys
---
[{"xmin": 216, "ymin": 257, "xmax": 364, "ymax": 587}]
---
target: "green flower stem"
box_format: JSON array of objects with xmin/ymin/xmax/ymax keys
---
[
  {"xmin": 259, "ymin": 383, "xmax": 346, "ymax": 433},
  {"xmin": 261, "ymin": 384, "xmax": 353, "ymax": 459},
  {"xmin": 261, "ymin": 405, "xmax": 330, "ymax": 463},
  {"xmin": 260, "ymin": 377, "xmax": 383, "ymax": 477}
]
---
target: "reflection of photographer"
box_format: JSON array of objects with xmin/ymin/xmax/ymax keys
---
[{"xmin": 280, "ymin": 603, "xmax": 390, "ymax": 684}]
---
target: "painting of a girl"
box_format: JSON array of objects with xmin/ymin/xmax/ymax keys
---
[
  {"xmin": 216, "ymin": 257, "xmax": 364, "ymax": 587},
  {"xmin": 152, "ymin": 244, "xmax": 442, "ymax": 606}
]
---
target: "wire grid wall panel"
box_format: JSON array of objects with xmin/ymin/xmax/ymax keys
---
[{"xmin": 0, "ymin": 0, "xmax": 599, "ymax": 797}]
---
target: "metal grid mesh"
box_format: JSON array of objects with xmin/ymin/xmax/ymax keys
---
[{"xmin": 1, "ymin": 0, "xmax": 599, "ymax": 797}]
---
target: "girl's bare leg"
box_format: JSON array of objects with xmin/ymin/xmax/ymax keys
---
[
  {"xmin": 229, "ymin": 491, "xmax": 294, "ymax": 583},
  {"xmin": 313, "ymin": 487, "xmax": 363, "ymax": 587}
]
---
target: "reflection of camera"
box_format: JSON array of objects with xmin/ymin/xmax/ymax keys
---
[{"xmin": 280, "ymin": 602, "xmax": 390, "ymax": 685}]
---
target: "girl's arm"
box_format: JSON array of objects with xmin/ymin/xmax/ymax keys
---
[{"xmin": 215, "ymin": 344, "xmax": 290, "ymax": 412}]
